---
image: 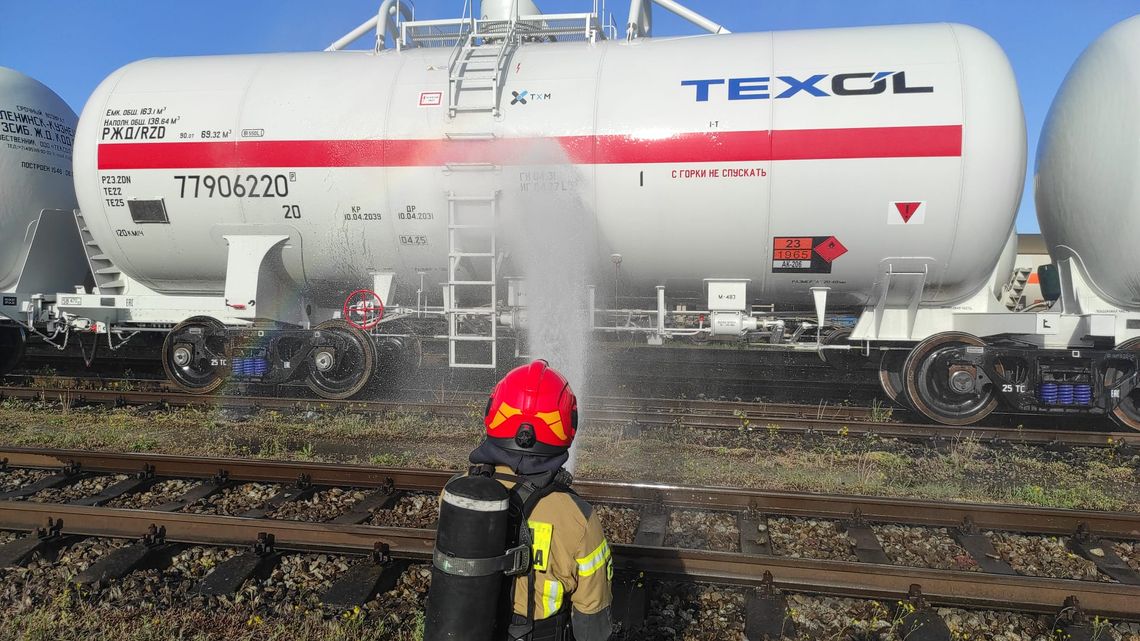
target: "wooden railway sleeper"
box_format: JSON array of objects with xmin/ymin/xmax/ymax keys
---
[
  {"xmin": 632, "ymin": 506, "xmax": 667, "ymax": 547},
  {"xmin": 744, "ymin": 571, "xmax": 796, "ymax": 640},
  {"xmin": 322, "ymin": 542, "xmax": 408, "ymax": 610},
  {"xmin": 0, "ymin": 461, "xmax": 87, "ymax": 501},
  {"xmin": 194, "ymin": 532, "xmax": 281, "ymax": 596},
  {"xmin": 153, "ymin": 469, "xmax": 234, "ymax": 512},
  {"xmin": 843, "ymin": 508, "xmax": 892, "ymax": 565},
  {"xmin": 69, "ymin": 464, "xmax": 157, "ymax": 507},
  {"xmin": 738, "ymin": 510, "xmax": 772, "ymax": 556},
  {"xmin": 952, "ymin": 516, "xmax": 1017, "ymax": 575},
  {"xmin": 0, "ymin": 517, "xmax": 73, "ymax": 567},
  {"xmin": 74, "ymin": 524, "xmax": 183, "ymax": 587},
  {"xmin": 610, "ymin": 571, "xmax": 649, "ymax": 636},
  {"xmin": 893, "ymin": 585, "xmax": 952, "ymax": 641},
  {"xmin": 240, "ymin": 473, "xmax": 317, "ymax": 518},
  {"xmin": 329, "ymin": 482, "xmax": 402, "ymax": 526},
  {"xmin": 1068, "ymin": 522, "xmax": 1140, "ymax": 585}
]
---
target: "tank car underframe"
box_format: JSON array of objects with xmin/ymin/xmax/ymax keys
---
[
  {"xmin": 907, "ymin": 336, "xmax": 1138, "ymax": 423},
  {"xmin": 158, "ymin": 316, "xmax": 393, "ymax": 399}
]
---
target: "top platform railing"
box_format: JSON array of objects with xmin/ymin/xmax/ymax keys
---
[{"xmin": 398, "ymin": 12, "xmax": 613, "ymax": 50}]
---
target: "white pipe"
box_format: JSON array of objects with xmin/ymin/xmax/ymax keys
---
[
  {"xmin": 326, "ymin": 16, "xmax": 380, "ymax": 51},
  {"xmin": 655, "ymin": 286, "xmax": 666, "ymax": 334},
  {"xmin": 587, "ymin": 286, "xmax": 597, "ymax": 331},
  {"xmin": 652, "ymin": 0, "xmax": 730, "ymax": 34},
  {"xmin": 626, "ymin": 0, "xmax": 729, "ymax": 39},
  {"xmin": 325, "ymin": 0, "xmax": 414, "ymax": 51},
  {"xmin": 626, "ymin": 0, "xmax": 644, "ymax": 38}
]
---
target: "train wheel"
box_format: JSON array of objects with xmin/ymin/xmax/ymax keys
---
[
  {"xmin": 878, "ymin": 349, "xmax": 910, "ymax": 407},
  {"xmin": 903, "ymin": 332, "xmax": 997, "ymax": 426},
  {"xmin": 0, "ymin": 325, "xmax": 26, "ymax": 376},
  {"xmin": 305, "ymin": 320, "xmax": 375, "ymax": 400},
  {"xmin": 162, "ymin": 316, "xmax": 228, "ymax": 395},
  {"xmin": 1108, "ymin": 337, "xmax": 1140, "ymax": 431}
]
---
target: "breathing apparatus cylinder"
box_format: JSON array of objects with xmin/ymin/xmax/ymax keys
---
[{"xmin": 424, "ymin": 474, "xmax": 513, "ymax": 641}]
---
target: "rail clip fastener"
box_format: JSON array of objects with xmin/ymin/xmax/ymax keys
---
[{"xmin": 1053, "ymin": 596, "xmax": 1096, "ymax": 641}]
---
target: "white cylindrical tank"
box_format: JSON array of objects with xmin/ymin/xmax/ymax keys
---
[
  {"xmin": 73, "ymin": 22, "xmax": 1024, "ymax": 309},
  {"xmin": 0, "ymin": 67, "xmax": 78, "ymax": 291},
  {"xmin": 1036, "ymin": 15, "xmax": 1140, "ymax": 312}
]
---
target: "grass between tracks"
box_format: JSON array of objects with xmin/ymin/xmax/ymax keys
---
[
  {"xmin": 0, "ymin": 398, "xmax": 1137, "ymax": 512},
  {"xmin": 1, "ymin": 590, "xmax": 423, "ymax": 641}
]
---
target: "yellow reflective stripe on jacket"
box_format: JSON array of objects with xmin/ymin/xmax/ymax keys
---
[
  {"xmin": 576, "ymin": 539, "xmax": 611, "ymax": 577},
  {"xmin": 540, "ymin": 579, "xmax": 564, "ymax": 618}
]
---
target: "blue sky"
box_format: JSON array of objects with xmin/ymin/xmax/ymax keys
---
[{"xmin": 2, "ymin": 1, "xmax": 1136, "ymax": 233}]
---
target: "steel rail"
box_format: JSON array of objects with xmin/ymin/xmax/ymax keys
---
[
  {"xmin": 2, "ymin": 386, "xmax": 1134, "ymax": 447},
  {"xmin": 0, "ymin": 500, "xmax": 1137, "ymax": 618},
  {"xmin": 3, "ymin": 448, "xmax": 1138, "ymax": 538}
]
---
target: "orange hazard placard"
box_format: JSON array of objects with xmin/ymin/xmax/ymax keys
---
[
  {"xmin": 773, "ymin": 249, "xmax": 812, "ymax": 260},
  {"xmin": 772, "ymin": 235, "xmax": 845, "ymax": 274},
  {"xmin": 773, "ymin": 237, "xmax": 814, "ymax": 251}
]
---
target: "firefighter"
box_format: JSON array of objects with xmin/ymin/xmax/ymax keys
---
[{"xmin": 456, "ymin": 359, "xmax": 613, "ymax": 641}]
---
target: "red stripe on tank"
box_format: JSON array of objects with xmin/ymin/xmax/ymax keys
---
[{"xmin": 96, "ymin": 125, "xmax": 962, "ymax": 170}]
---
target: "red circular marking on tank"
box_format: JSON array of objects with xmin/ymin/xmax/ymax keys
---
[{"xmin": 343, "ymin": 290, "xmax": 384, "ymax": 330}]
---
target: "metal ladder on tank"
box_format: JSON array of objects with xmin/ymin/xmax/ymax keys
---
[
  {"xmin": 73, "ymin": 210, "xmax": 126, "ymax": 296},
  {"xmin": 446, "ymin": 20, "xmax": 516, "ymax": 118},
  {"xmin": 445, "ymin": 191, "xmax": 500, "ymax": 368}
]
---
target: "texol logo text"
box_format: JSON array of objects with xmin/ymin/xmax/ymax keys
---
[{"xmin": 681, "ymin": 71, "xmax": 933, "ymax": 101}]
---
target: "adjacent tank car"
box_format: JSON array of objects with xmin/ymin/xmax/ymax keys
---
[{"xmin": 0, "ymin": 67, "xmax": 88, "ymax": 375}]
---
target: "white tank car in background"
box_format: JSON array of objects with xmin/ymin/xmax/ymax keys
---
[
  {"xmin": 47, "ymin": 4, "xmax": 1140, "ymax": 429},
  {"xmin": 0, "ymin": 67, "xmax": 89, "ymax": 375},
  {"xmin": 1034, "ymin": 14, "xmax": 1140, "ymax": 429},
  {"xmin": 1037, "ymin": 15, "xmax": 1140, "ymax": 313}
]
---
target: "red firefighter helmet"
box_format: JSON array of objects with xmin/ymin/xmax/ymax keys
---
[{"xmin": 484, "ymin": 360, "xmax": 578, "ymax": 455}]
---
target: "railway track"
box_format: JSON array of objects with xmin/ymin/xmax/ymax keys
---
[
  {"xmin": 11, "ymin": 340, "xmax": 889, "ymax": 410},
  {"xmin": 3, "ymin": 384, "xmax": 1137, "ymax": 449},
  {"xmin": 1, "ymin": 447, "xmax": 1138, "ymax": 635}
]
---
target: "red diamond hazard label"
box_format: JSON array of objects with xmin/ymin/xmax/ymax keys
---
[{"xmin": 814, "ymin": 236, "xmax": 847, "ymax": 263}]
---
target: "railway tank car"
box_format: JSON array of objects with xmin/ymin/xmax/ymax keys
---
[
  {"xmin": 48, "ymin": 3, "xmax": 1140, "ymax": 430},
  {"xmin": 60, "ymin": 4, "xmax": 1026, "ymax": 398},
  {"xmin": 0, "ymin": 67, "xmax": 88, "ymax": 375}
]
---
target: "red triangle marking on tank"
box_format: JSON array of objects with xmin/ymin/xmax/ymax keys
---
[
  {"xmin": 895, "ymin": 202, "xmax": 921, "ymax": 223},
  {"xmin": 814, "ymin": 236, "xmax": 847, "ymax": 263}
]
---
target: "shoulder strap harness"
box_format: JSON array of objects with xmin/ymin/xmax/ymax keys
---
[{"xmin": 468, "ymin": 464, "xmax": 575, "ymax": 639}]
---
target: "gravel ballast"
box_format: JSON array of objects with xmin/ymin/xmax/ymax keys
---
[
  {"xmin": 366, "ymin": 493, "xmax": 438, "ymax": 528},
  {"xmin": 769, "ymin": 517, "xmax": 858, "ymax": 561},
  {"xmin": 873, "ymin": 524, "xmax": 981, "ymax": 571},
  {"xmin": 989, "ymin": 532, "xmax": 1106, "ymax": 581},
  {"xmin": 664, "ymin": 510, "xmax": 738, "ymax": 552}
]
